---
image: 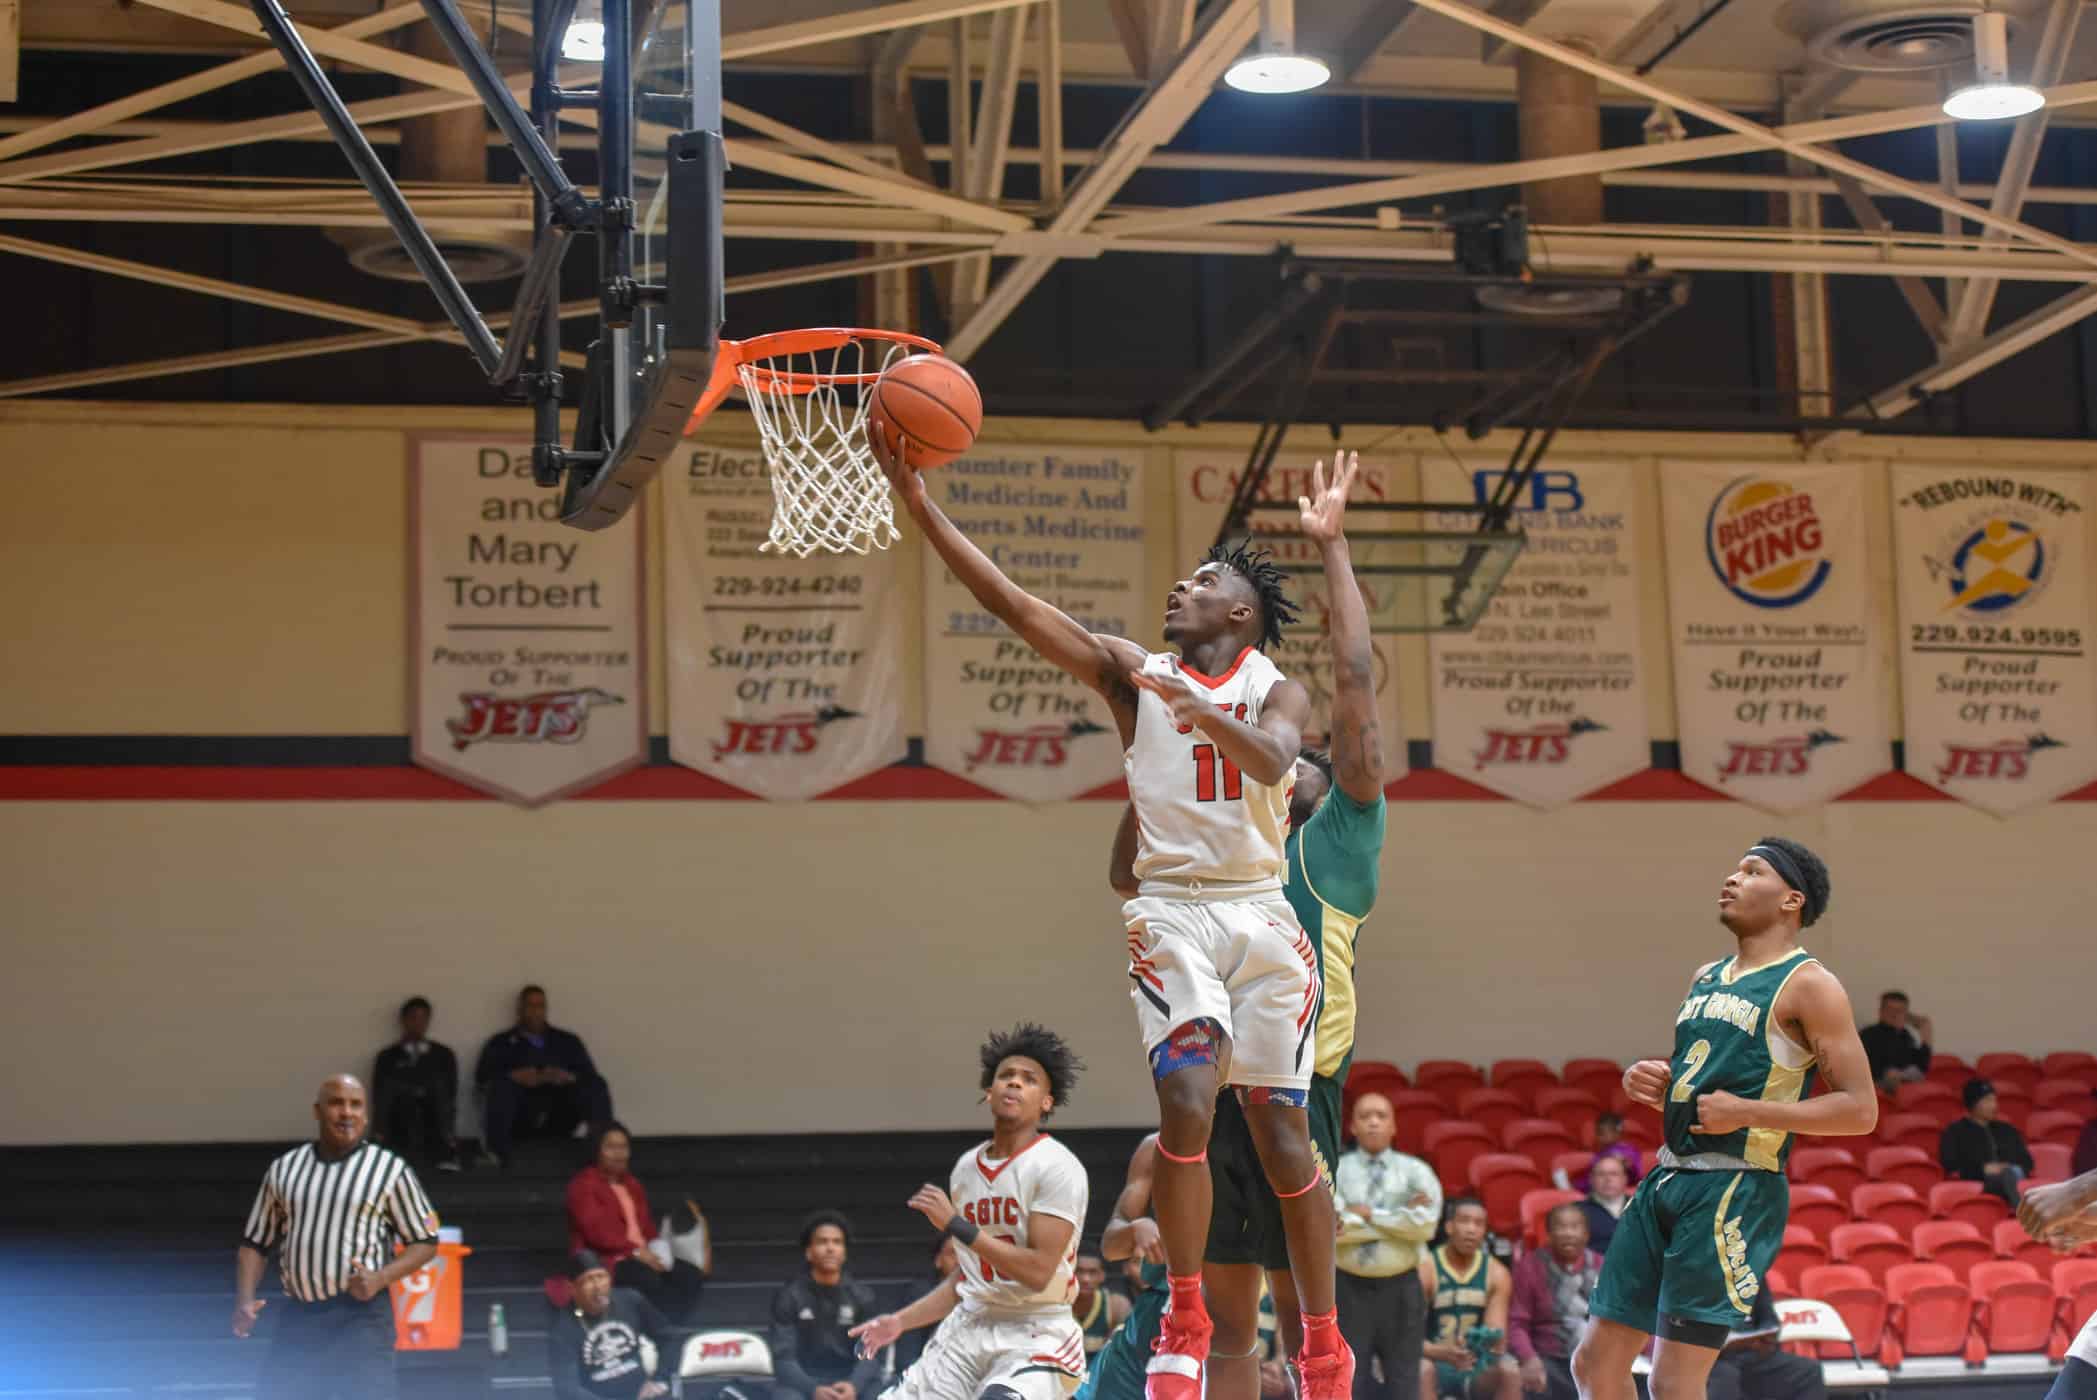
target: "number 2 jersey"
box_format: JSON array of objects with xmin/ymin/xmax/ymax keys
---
[
  {"xmin": 950, "ymin": 1133, "xmax": 1089, "ymax": 1315},
  {"xmin": 1123, "ymin": 646, "xmax": 1293, "ymax": 889},
  {"xmin": 1663, "ymin": 948, "xmax": 1821, "ymax": 1171}
]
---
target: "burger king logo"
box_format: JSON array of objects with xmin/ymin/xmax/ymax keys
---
[{"xmin": 1704, "ymin": 477, "xmax": 1832, "ymax": 609}]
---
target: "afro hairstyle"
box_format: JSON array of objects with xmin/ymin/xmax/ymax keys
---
[{"xmin": 980, "ymin": 1023, "xmax": 1084, "ymax": 1120}]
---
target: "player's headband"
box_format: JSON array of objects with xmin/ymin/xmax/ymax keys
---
[{"xmin": 1746, "ymin": 844, "xmax": 1821, "ymax": 927}]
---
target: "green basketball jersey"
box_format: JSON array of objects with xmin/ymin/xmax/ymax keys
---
[
  {"xmin": 1427, "ymin": 1246, "xmax": 1490, "ymax": 1347},
  {"xmin": 1077, "ymin": 1290, "xmax": 1113, "ymax": 1357},
  {"xmin": 1285, "ymin": 788, "xmax": 1385, "ymax": 1083},
  {"xmin": 1663, "ymin": 948, "xmax": 1821, "ymax": 1171}
]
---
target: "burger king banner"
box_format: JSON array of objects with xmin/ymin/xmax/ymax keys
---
[
  {"xmin": 1661, "ymin": 463, "xmax": 1890, "ymax": 809},
  {"xmin": 1891, "ymin": 466, "xmax": 2097, "ymax": 814}
]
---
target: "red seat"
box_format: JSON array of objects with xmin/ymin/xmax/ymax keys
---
[
  {"xmin": 1775, "ymin": 1224, "xmax": 1830, "ymax": 1281},
  {"xmin": 2055, "ymin": 1258, "xmax": 2097, "ymax": 1337},
  {"xmin": 1876, "ymin": 1111, "xmax": 1942, "ymax": 1153},
  {"xmin": 1425, "ymin": 1122, "xmax": 1497, "ymax": 1196},
  {"xmin": 2043, "ymin": 1052, "xmax": 2097, "ymax": 1081},
  {"xmin": 1386, "ymin": 1090, "xmax": 1447, "ymax": 1156},
  {"xmin": 1884, "ymin": 1261, "xmax": 1974, "ymax": 1358},
  {"xmin": 1798, "ymin": 1264, "xmax": 1890, "ymax": 1361},
  {"xmin": 1469, "ymin": 1153, "xmax": 1548, "ymax": 1236},
  {"xmin": 1519, "ymin": 1187, "xmax": 1581, "ymax": 1248},
  {"xmin": 1562, "ymin": 1059, "xmax": 1622, "ymax": 1106},
  {"xmin": 1535, "ymin": 1087, "xmax": 1603, "ymax": 1139},
  {"xmin": 1552, "ymin": 1150, "xmax": 1596, "ymax": 1187},
  {"xmin": 1490, "ymin": 1060, "xmax": 1560, "ymax": 1109},
  {"xmin": 1928, "ymin": 1056, "xmax": 1975, "ymax": 1091},
  {"xmin": 1854, "ymin": 1182, "xmax": 1929, "ymax": 1241},
  {"xmin": 1969, "ymin": 1259, "xmax": 2055, "ymax": 1355},
  {"xmin": 2034, "ymin": 1143, "xmax": 2073, "ymax": 1180},
  {"xmin": 1792, "ymin": 1146, "xmax": 1866, "ymax": 1206},
  {"xmin": 1767, "ymin": 1265, "xmax": 1795, "ymax": 1300},
  {"xmin": 1931, "ymin": 1179, "xmax": 2011, "ymax": 1230},
  {"xmin": 1976, "ymin": 1054, "xmax": 2042, "ymax": 1094},
  {"xmin": 1830, "ymin": 1222, "xmax": 1910, "ymax": 1287},
  {"xmin": 1995, "ymin": 1089, "xmax": 2035, "ymax": 1131},
  {"xmin": 1349, "ymin": 1060, "xmax": 1406, "ymax": 1086},
  {"xmin": 1895, "ymin": 1081, "xmax": 1964, "ymax": 1129},
  {"xmin": 1457, "ymin": 1088, "xmax": 1528, "ymax": 1140},
  {"xmin": 1913, "ymin": 1220, "xmax": 1993, "ymax": 1285},
  {"xmin": 2031, "ymin": 1110, "xmax": 2089, "ymax": 1149},
  {"xmin": 1788, "ymin": 1182, "xmax": 1850, "ymax": 1244},
  {"xmin": 1503, "ymin": 1118, "xmax": 1579, "ymax": 1176},
  {"xmin": 1418, "ymin": 1061, "xmax": 1486, "ymax": 1111},
  {"xmin": 1865, "ymin": 1145, "xmax": 1943, "ymax": 1194}
]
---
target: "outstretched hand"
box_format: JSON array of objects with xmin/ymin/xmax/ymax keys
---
[
  {"xmin": 868, "ymin": 407, "xmax": 925, "ymax": 509},
  {"xmin": 1129, "ymin": 663, "xmax": 1213, "ymax": 730},
  {"xmin": 849, "ymin": 1313, "xmax": 904, "ymax": 1357},
  {"xmin": 908, "ymin": 1183, "xmax": 958, "ymax": 1232},
  {"xmin": 1297, "ymin": 451, "xmax": 1359, "ymax": 544}
]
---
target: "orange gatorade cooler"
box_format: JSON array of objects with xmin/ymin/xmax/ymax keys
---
[{"xmin": 392, "ymin": 1226, "xmax": 472, "ymax": 1350}]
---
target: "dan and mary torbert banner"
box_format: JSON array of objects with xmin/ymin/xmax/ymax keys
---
[
  {"xmin": 665, "ymin": 440, "xmax": 906, "ymax": 799},
  {"xmin": 922, "ymin": 446, "xmax": 1147, "ymax": 799},
  {"xmin": 1428, "ymin": 461, "xmax": 1647, "ymax": 805},
  {"xmin": 1893, "ymin": 466, "xmax": 2097, "ymax": 813},
  {"xmin": 1663, "ymin": 463, "xmax": 1889, "ymax": 809},
  {"xmin": 1175, "ymin": 451, "xmax": 1408, "ymax": 780},
  {"xmin": 411, "ymin": 437, "xmax": 645, "ymax": 805}
]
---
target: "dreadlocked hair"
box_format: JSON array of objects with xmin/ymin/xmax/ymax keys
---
[
  {"xmin": 980, "ymin": 1023, "xmax": 1084, "ymax": 1120},
  {"xmin": 1203, "ymin": 540, "xmax": 1300, "ymax": 652},
  {"xmin": 1298, "ymin": 747, "xmax": 1334, "ymax": 787}
]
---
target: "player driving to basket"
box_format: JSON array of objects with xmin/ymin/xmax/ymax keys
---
[
  {"xmin": 849, "ymin": 1026, "xmax": 1090, "ymax": 1400},
  {"xmin": 874, "ymin": 431, "xmax": 1351, "ymax": 1400}
]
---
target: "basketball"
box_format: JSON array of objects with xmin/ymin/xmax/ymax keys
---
[{"xmin": 868, "ymin": 353, "xmax": 982, "ymax": 470}]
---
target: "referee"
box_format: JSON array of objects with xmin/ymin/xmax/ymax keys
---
[{"xmin": 233, "ymin": 1074, "xmax": 441, "ymax": 1399}]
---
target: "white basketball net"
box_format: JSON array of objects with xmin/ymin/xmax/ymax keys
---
[{"xmin": 739, "ymin": 336, "xmax": 912, "ymax": 558}]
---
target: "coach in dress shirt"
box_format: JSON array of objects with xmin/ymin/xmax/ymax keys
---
[
  {"xmin": 233, "ymin": 1074, "xmax": 440, "ymax": 1400},
  {"xmin": 1334, "ymin": 1093, "xmax": 1443, "ymax": 1400}
]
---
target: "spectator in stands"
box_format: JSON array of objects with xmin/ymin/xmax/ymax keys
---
[
  {"xmin": 1940, "ymin": 1078, "xmax": 2034, "ymax": 1205},
  {"xmin": 1073, "ymin": 1250, "xmax": 1128, "ymax": 1363},
  {"xmin": 567, "ymin": 1122, "xmax": 708, "ymax": 1323},
  {"xmin": 550, "ymin": 1250, "xmax": 673, "ymax": 1400},
  {"xmin": 1564, "ymin": 1114, "xmax": 1641, "ymax": 1193},
  {"xmin": 370, "ymin": 996, "xmax": 462, "ymax": 1173},
  {"xmin": 1858, "ymin": 990, "xmax": 1933, "ymax": 1092},
  {"xmin": 1705, "ymin": 1286, "xmax": 1822, "ymax": 1400},
  {"xmin": 1573, "ymin": 1155, "xmax": 1631, "ymax": 1255},
  {"xmin": 772, "ymin": 1211, "xmax": 885, "ymax": 1400},
  {"xmin": 1335, "ymin": 1091, "xmax": 1441, "ymax": 1400},
  {"xmin": 477, "ymin": 985, "xmax": 614, "ymax": 1166},
  {"xmin": 1506, "ymin": 1205, "xmax": 1601, "ymax": 1400},
  {"xmin": 894, "ymin": 1237, "xmax": 958, "ymax": 1375}
]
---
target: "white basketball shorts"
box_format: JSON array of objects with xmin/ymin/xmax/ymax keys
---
[
  {"xmin": 890, "ymin": 1306, "xmax": 1085, "ymax": 1400},
  {"xmin": 1123, "ymin": 890, "xmax": 1318, "ymax": 1094}
]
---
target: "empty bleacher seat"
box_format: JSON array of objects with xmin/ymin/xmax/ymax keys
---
[
  {"xmin": 1884, "ymin": 1262, "xmax": 1975, "ymax": 1360},
  {"xmin": 1776, "ymin": 1295, "xmax": 1893, "ymax": 1383},
  {"xmin": 1561, "ymin": 1058, "xmax": 1623, "ymax": 1106},
  {"xmin": 1913, "ymin": 1220, "xmax": 1993, "ymax": 1286},
  {"xmin": 1968, "ymin": 1260, "xmax": 2056, "ymax": 1357},
  {"xmin": 1788, "ymin": 1182, "xmax": 1850, "ymax": 1244},
  {"xmin": 1798, "ymin": 1265, "xmax": 1891, "ymax": 1364},
  {"xmin": 1976, "ymin": 1054, "xmax": 2042, "ymax": 1094},
  {"xmin": 1469, "ymin": 1153, "xmax": 1548, "ymax": 1237},
  {"xmin": 1456, "ymin": 1087, "xmax": 1527, "ymax": 1139},
  {"xmin": 2030, "ymin": 1110, "xmax": 2088, "ymax": 1149},
  {"xmin": 1425, "ymin": 1121, "xmax": 1496, "ymax": 1196},
  {"xmin": 1386, "ymin": 1090, "xmax": 1446, "ymax": 1156},
  {"xmin": 1853, "ymin": 1182, "xmax": 1928, "ymax": 1241},
  {"xmin": 1775, "ymin": 1223, "xmax": 1830, "ymax": 1280},
  {"xmin": 1931, "ymin": 1179, "xmax": 2011, "ymax": 1231},
  {"xmin": 1417, "ymin": 1060, "xmax": 1486, "ymax": 1110},
  {"xmin": 1830, "ymin": 1222, "xmax": 1909, "ymax": 1287},
  {"xmin": 1503, "ymin": 1118, "xmax": 1578, "ymax": 1176},
  {"xmin": 1894, "ymin": 1080, "xmax": 1964, "ymax": 1129},
  {"xmin": 1792, "ymin": 1147, "xmax": 1866, "ymax": 1206},
  {"xmin": 2054, "ymin": 1258, "xmax": 2097, "ymax": 1339},
  {"xmin": 1876, "ymin": 1112, "xmax": 1942, "ymax": 1154},
  {"xmin": 2033, "ymin": 1143, "xmax": 2073, "ymax": 1180},
  {"xmin": 1865, "ymin": 1145, "xmax": 1942, "ymax": 1194}
]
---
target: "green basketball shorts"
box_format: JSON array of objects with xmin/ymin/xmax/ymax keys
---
[{"xmin": 1590, "ymin": 1165, "xmax": 1789, "ymax": 1337}]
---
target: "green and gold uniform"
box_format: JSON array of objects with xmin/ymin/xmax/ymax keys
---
[
  {"xmin": 1076, "ymin": 1260, "xmax": 1167, "ymax": 1400},
  {"xmin": 1076, "ymin": 1289, "xmax": 1114, "ymax": 1361},
  {"xmin": 1591, "ymin": 949, "xmax": 1821, "ymax": 1339},
  {"xmin": 1207, "ymin": 786, "xmax": 1386, "ymax": 1271},
  {"xmin": 1426, "ymin": 1246, "xmax": 1491, "ymax": 1398}
]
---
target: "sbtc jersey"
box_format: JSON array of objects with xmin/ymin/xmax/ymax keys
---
[
  {"xmin": 1124, "ymin": 647, "xmax": 1292, "ymax": 886},
  {"xmin": 949, "ymin": 1134, "xmax": 1088, "ymax": 1314},
  {"xmin": 1663, "ymin": 948, "xmax": 1821, "ymax": 1171}
]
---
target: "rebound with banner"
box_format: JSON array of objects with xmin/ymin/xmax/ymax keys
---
[
  {"xmin": 665, "ymin": 439, "xmax": 907, "ymax": 799},
  {"xmin": 1427, "ymin": 461, "xmax": 1647, "ymax": 805},
  {"xmin": 411, "ymin": 437, "xmax": 646, "ymax": 805},
  {"xmin": 921, "ymin": 445, "xmax": 1147, "ymax": 799},
  {"xmin": 1661, "ymin": 462, "xmax": 1890, "ymax": 809},
  {"xmin": 1892, "ymin": 466, "xmax": 2097, "ymax": 814},
  {"xmin": 1174, "ymin": 450, "xmax": 1409, "ymax": 780}
]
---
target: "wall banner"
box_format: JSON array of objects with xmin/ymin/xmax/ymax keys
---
[
  {"xmin": 1892, "ymin": 466, "xmax": 2097, "ymax": 814},
  {"xmin": 1174, "ymin": 450, "xmax": 1408, "ymax": 779},
  {"xmin": 1661, "ymin": 462, "xmax": 1889, "ymax": 809},
  {"xmin": 411, "ymin": 437, "xmax": 646, "ymax": 805},
  {"xmin": 921, "ymin": 446, "xmax": 1147, "ymax": 799},
  {"xmin": 665, "ymin": 439, "xmax": 906, "ymax": 799},
  {"xmin": 1427, "ymin": 461, "xmax": 1647, "ymax": 805}
]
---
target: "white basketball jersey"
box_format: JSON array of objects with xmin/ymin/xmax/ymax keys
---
[
  {"xmin": 948, "ymin": 1134, "xmax": 1088, "ymax": 1315},
  {"xmin": 1124, "ymin": 647, "xmax": 1293, "ymax": 885}
]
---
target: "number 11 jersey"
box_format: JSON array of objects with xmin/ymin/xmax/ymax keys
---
[{"xmin": 1124, "ymin": 646, "xmax": 1292, "ymax": 888}]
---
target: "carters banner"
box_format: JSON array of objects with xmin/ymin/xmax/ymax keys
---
[
  {"xmin": 1661, "ymin": 463, "xmax": 1889, "ymax": 809},
  {"xmin": 1892, "ymin": 466, "xmax": 2097, "ymax": 814},
  {"xmin": 411, "ymin": 436, "xmax": 646, "ymax": 805},
  {"xmin": 665, "ymin": 439, "xmax": 906, "ymax": 799},
  {"xmin": 921, "ymin": 445, "xmax": 1147, "ymax": 799},
  {"xmin": 1426, "ymin": 460, "xmax": 1648, "ymax": 805},
  {"xmin": 1173, "ymin": 450, "xmax": 1408, "ymax": 780}
]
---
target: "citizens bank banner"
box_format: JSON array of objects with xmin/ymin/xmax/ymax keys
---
[
  {"xmin": 411, "ymin": 437, "xmax": 646, "ymax": 805},
  {"xmin": 665, "ymin": 440, "xmax": 906, "ymax": 799},
  {"xmin": 1661, "ymin": 462, "xmax": 1889, "ymax": 809},
  {"xmin": 1174, "ymin": 451, "xmax": 1408, "ymax": 780},
  {"xmin": 1892, "ymin": 466, "xmax": 2097, "ymax": 814},
  {"xmin": 1427, "ymin": 461, "xmax": 1647, "ymax": 805},
  {"xmin": 922, "ymin": 446, "xmax": 1147, "ymax": 799}
]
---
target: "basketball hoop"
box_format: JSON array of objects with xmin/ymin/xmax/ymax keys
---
[{"xmin": 684, "ymin": 327, "xmax": 941, "ymax": 558}]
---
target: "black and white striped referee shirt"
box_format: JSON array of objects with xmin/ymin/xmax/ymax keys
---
[{"xmin": 240, "ymin": 1141, "xmax": 439, "ymax": 1303}]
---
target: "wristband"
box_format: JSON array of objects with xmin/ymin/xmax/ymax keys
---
[{"xmin": 944, "ymin": 1217, "xmax": 981, "ymax": 1246}]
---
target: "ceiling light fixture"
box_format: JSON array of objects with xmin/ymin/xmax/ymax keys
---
[
  {"xmin": 561, "ymin": 18, "xmax": 607, "ymax": 63},
  {"xmin": 1224, "ymin": 0, "xmax": 1331, "ymax": 94},
  {"xmin": 1942, "ymin": 10, "xmax": 2043, "ymax": 120}
]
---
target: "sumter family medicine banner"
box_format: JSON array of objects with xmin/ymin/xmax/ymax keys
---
[{"xmin": 411, "ymin": 437, "xmax": 647, "ymax": 805}]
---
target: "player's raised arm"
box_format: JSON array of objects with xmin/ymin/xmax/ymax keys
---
[
  {"xmin": 1692, "ymin": 963, "xmax": 1879, "ymax": 1138},
  {"xmin": 1108, "ymin": 804, "xmax": 1140, "ymax": 898},
  {"xmin": 1101, "ymin": 1135, "xmax": 1163, "ymax": 1264},
  {"xmin": 1298, "ymin": 451, "xmax": 1383, "ymax": 802},
  {"xmin": 874, "ymin": 419, "xmax": 1143, "ymax": 727}
]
